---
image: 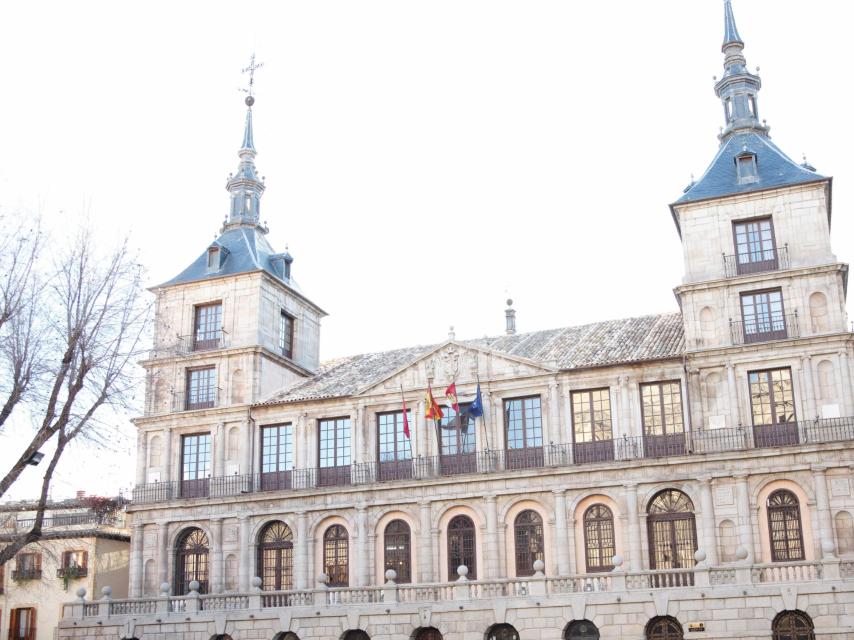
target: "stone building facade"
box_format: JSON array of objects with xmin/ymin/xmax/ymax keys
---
[{"xmin": 59, "ymin": 2, "xmax": 854, "ymax": 639}]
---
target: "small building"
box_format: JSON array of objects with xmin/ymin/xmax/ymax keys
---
[{"xmin": 1, "ymin": 495, "xmax": 129, "ymax": 640}]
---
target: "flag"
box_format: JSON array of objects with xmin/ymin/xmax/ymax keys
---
[
  {"xmin": 425, "ymin": 384, "xmax": 444, "ymax": 421},
  {"xmin": 445, "ymin": 381, "xmax": 459, "ymax": 413},
  {"xmin": 468, "ymin": 382, "xmax": 484, "ymax": 418},
  {"xmin": 401, "ymin": 390, "xmax": 411, "ymax": 439}
]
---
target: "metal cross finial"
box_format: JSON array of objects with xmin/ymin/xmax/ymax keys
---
[{"xmin": 240, "ymin": 53, "xmax": 265, "ymax": 98}]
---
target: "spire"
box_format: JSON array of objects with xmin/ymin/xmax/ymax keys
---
[
  {"xmin": 722, "ymin": 0, "xmax": 743, "ymax": 49},
  {"xmin": 714, "ymin": 0, "xmax": 768, "ymax": 143},
  {"xmin": 224, "ymin": 55, "xmax": 266, "ymax": 231}
]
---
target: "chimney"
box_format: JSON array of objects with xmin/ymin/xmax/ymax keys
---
[{"xmin": 505, "ymin": 299, "xmax": 516, "ymax": 335}]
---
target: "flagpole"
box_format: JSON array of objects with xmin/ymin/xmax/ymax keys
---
[{"xmin": 478, "ymin": 374, "xmax": 492, "ymax": 451}]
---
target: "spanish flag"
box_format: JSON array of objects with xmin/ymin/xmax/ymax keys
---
[{"xmin": 425, "ymin": 383, "xmax": 444, "ymax": 421}]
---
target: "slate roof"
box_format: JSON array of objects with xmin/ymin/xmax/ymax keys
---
[
  {"xmin": 261, "ymin": 312, "xmax": 685, "ymax": 405},
  {"xmin": 158, "ymin": 226, "xmax": 303, "ymax": 294},
  {"xmin": 675, "ymin": 132, "xmax": 826, "ymax": 206}
]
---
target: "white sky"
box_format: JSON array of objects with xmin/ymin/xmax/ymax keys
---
[{"xmin": 1, "ymin": 0, "xmax": 852, "ymax": 499}]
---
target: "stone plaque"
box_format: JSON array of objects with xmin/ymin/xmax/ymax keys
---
[
  {"xmin": 143, "ymin": 531, "xmax": 158, "ymax": 549},
  {"xmin": 224, "ymin": 525, "xmax": 239, "ymax": 542},
  {"xmin": 714, "ymin": 485, "xmax": 734, "ymax": 506},
  {"xmin": 830, "ymin": 478, "xmax": 850, "ymax": 496}
]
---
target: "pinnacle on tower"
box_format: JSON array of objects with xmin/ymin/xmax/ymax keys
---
[{"xmin": 224, "ymin": 95, "xmax": 266, "ymax": 229}]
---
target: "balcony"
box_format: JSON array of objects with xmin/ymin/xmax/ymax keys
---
[
  {"xmin": 730, "ymin": 312, "xmax": 799, "ymax": 345},
  {"xmin": 145, "ymin": 330, "xmax": 229, "ymax": 359},
  {"xmin": 723, "ymin": 245, "xmax": 788, "ymax": 278},
  {"xmin": 130, "ymin": 417, "xmax": 854, "ymax": 505},
  {"xmin": 57, "ymin": 566, "xmax": 88, "ymax": 579},
  {"xmin": 12, "ymin": 569, "xmax": 42, "ymax": 580},
  {"xmin": 171, "ymin": 388, "xmax": 222, "ymax": 412}
]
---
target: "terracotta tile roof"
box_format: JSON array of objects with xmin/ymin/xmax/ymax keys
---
[{"xmin": 260, "ymin": 312, "xmax": 684, "ymax": 405}]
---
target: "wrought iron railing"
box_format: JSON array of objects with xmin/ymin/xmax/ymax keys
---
[
  {"xmin": 171, "ymin": 388, "xmax": 222, "ymax": 412},
  {"xmin": 723, "ymin": 245, "xmax": 789, "ymax": 278},
  {"xmin": 730, "ymin": 312, "xmax": 798, "ymax": 345},
  {"xmin": 130, "ymin": 417, "xmax": 854, "ymax": 504}
]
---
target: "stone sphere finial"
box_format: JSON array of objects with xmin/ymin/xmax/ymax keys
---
[
  {"xmin": 385, "ymin": 569, "xmax": 397, "ymax": 582},
  {"xmin": 101, "ymin": 585, "xmax": 112, "ymax": 598},
  {"xmin": 821, "ymin": 539, "xmax": 835, "ymax": 554},
  {"xmin": 160, "ymin": 582, "xmax": 170, "ymax": 595},
  {"xmin": 76, "ymin": 587, "xmax": 87, "ymax": 600},
  {"xmin": 245, "ymin": 95, "xmax": 255, "ymax": 107},
  {"xmin": 456, "ymin": 565, "xmax": 469, "ymax": 578},
  {"xmin": 532, "ymin": 559, "xmax": 545, "ymax": 574},
  {"xmin": 735, "ymin": 546, "xmax": 749, "ymax": 561},
  {"xmin": 317, "ymin": 573, "xmax": 329, "ymax": 585},
  {"xmin": 694, "ymin": 549, "xmax": 707, "ymax": 563},
  {"xmin": 611, "ymin": 554, "xmax": 624, "ymax": 568},
  {"xmin": 251, "ymin": 576, "xmax": 262, "ymax": 589},
  {"xmin": 188, "ymin": 580, "xmax": 200, "ymax": 593},
  {"xmin": 506, "ymin": 298, "xmax": 513, "ymax": 307}
]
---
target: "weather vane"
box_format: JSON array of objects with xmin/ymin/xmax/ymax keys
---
[{"xmin": 240, "ymin": 53, "xmax": 264, "ymax": 106}]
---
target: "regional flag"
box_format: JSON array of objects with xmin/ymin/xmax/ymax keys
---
[
  {"xmin": 445, "ymin": 381, "xmax": 459, "ymax": 413},
  {"xmin": 425, "ymin": 384, "xmax": 444, "ymax": 421},
  {"xmin": 468, "ymin": 383, "xmax": 484, "ymax": 418},
  {"xmin": 401, "ymin": 393, "xmax": 411, "ymax": 439}
]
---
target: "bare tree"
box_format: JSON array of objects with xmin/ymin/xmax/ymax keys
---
[{"xmin": 0, "ymin": 215, "xmax": 150, "ymax": 565}]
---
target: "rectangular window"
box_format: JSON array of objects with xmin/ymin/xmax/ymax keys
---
[
  {"xmin": 640, "ymin": 381, "xmax": 685, "ymax": 457},
  {"xmin": 260, "ymin": 424, "xmax": 293, "ymax": 491},
  {"xmin": 749, "ymin": 368, "xmax": 799, "ymax": 447},
  {"xmin": 318, "ymin": 418, "xmax": 351, "ymax": 486},
  {"xmin": 59, "ymin": 551, "xmax": 88, "ymax": 578},
  {"xmin": 377, "ymin": 411, "xmax": 412, "ymax": 481},
  {"xmin": 438, "ymin": 405, "xmax": 477, "ymax": 475},
  {"xmin": 504, "ymin": 396, "xmax": 544, "ymax": 469},
  {"xmin": 193, "ymin": 303, "xmax": 222, "ymax": 351},
  {"xmin": 279, "ymin": 311, "xmax": 295, "ymax": 359},
  {"xmin": 186, "ymin": 366, "xmax": 217, "ymax": 410},
  {"xmin": 180, "ymin": 433, "xmax": 211, "ymax": 498},
  {"xmin": 571, "ymin": 388, "xmax": 614, "ymax": 463},
  {"xmin": 9, "ymin": 608, "xmax": 36, "ymax": 640},
  {"xmin": 736, "ymin": 154, "xmax": 759, "ymax": 183},
  {"xmin": 13, "ymin": 553, "xmax": 41, "ymax": 580},
  {"xmin": 733, "ymin": 217, "xmax": 778, "ymax": 274},
  {"xmin": 740, "ymin": 289, "xmax": 787, "ymax": 343}
]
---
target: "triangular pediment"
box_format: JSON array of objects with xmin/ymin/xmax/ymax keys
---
[{"xmin": 357, "ymin": 341, "xmax": 556, "ymax": 396}]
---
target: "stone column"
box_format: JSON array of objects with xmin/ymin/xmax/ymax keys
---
[
  {"xmin": 130, "ymin": 523, "xmax": 144, "ymax": 597},
  {"xmin": 210, "ymin": 518, "xmax": 224, "ymax": 592},
  {"xmin": 295, "ymin": 512, "xmax": 309, "ymax": 589},
  {"xmin": 619, "ymin": 376, "xmax": 632, "ymax": 437},
  {"xmin": 629, "ymin": 381, "xmax": 643, "ymax": 438},
  {"xmin": 355, "ymin": 506, "xmax": 370, "ymax": 586},
  {"xmin": 157, "ymin": 522, "xmax": 170, "ymax": 590},
  {"xmin": 553, "ymin": 490, "xmax": 571, "ymax": 575},
  {"xmin": 485, "ymin": 495, "xmax": 499, "ymax": 578},
  {"xmin": 838, "ymin": 351, "xmax": 853, "ymax": 416},
  {"xmin": 238, "ymin": 516, "xmax": 251, "ymax": 591},
  {"xmin": 734, "ymin": 474, "xmax": 755, "ymax": 562},
  {"xmin": 726, "ymin": 362, "xmax": 740, "ymax": 428},
  {"xmin": 801, "ymin": 356, "xmax": 818, "ymax": 420},
  {"xmin": 547, "ymin": 380, "xmax": 561, "ymax": 446},
  {"xmin": 688, "ymin": 370, "xmax": 702, "ymax": 432},
  {"xmin": 214, "ymin": 423, "xmax": 226, "ymax": 478},
  {"xmin": 491, "ymin": 394, "xmax": 503, "ymax": 451},
  {"xmin": 812, "ymin": 466, "xmax": 836, "ymax": 558},
  {"xmin": 698, "ymin": 477, "xmax": 719, "ymax": 565},
  {"xmin": 162, "ymin": 428, "xmax": 173, "ymax": 483},
  {"xmin": 240, "ymin": 418, "xmax": 252, "ymax": 476},
  {"xmin": 136, "ymin": 432, "xmax": 148, "ymax": 486},
  {"xmin": 625, "ymin": 483, "xmax": 641, "ymax": 571},
  {"xmin": 419, "ymin": 501, "xmax": 433, "ymax": 582},
  {"xmin": 431, "ymin": 528, "xmax": 441, "ymax": 581},
  {"xmin": 415, "ymin": 399, "xmax": 428, "ymax": 458}
]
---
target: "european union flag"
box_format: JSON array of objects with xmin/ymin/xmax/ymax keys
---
[{"xmin": 468, "ymin": 383, "xmax": 484, "ymax": 418}]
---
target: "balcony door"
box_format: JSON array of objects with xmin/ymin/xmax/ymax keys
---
[
  {"xmin": 740, "ymin": 289, "xmax": 787, "ymax": 343},
  {"xmin": 180, "ymin": 433, "xmax": 211, "ymax": 498},
  {"xmin": 260, "ymin": 424, "xmax": 293, "ymax": 491},
  {"xmin": 318, "ymin": 418, "xmax": 351, "ymax": 487},
  {"xmin": 193, "ymin": 302, "xmax": 222, "ymax": 351},
  {"xmin": 733, "ymin": 217, "xmax": 779, "ymax": 275},
  {"xmin": 640, "ymin": 382, "xmax": 685, "ymax": 457},
  {"xmin": 439, "ymin": 405, "xmax": 476, "ymax": 475},
  {"xmin": 647, "ymin": 490, "xmax": 697, "ymax": 586},
  {"xmin": 571, "ymin": 389, "xmax": 614, "ymax": 463},
  {"xmin": 504, "ymin": 396, "xmax": 544, "ymax": 469},
  {"xmin": 749, "ymin": 368, "xmax": 798, "ymax": 447},
  {"xmin": 377, "ymin": 411, "xmax": 412, "ymax": 481}
]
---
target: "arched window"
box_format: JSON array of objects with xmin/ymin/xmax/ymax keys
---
[
  {"xmin": 175, "ymin": 528, "xmax": 209, "ymax": 595},
  {"xmin": 447, "ymin": 515, "xmax": 476, "ymax": 579},
  {"xmin": 772, "ymin": 610, "xmax": 815, "ymax": 640},
  {"xmin": 646, "ymin": 617, "xmax": 683, "ymax": 640},
  {"xmin": 323, "ymin": 524, "xmax": 349, "ymax": 587},
  {"xmin": 583, "ymin": 504, "xmax": 615, "ymax": 572},
  {"xmin": 767, "ymin": 490, "xmax": 805, "ymax": 562},
  {"xmin": 342, "ymin": 632, "xmax": 370, "ymax": 640},
  {"xmin": 258, "ymin": 521, "xmax": 294, "ymax": 591},
  {"xmin": 414, "ymin": 628, "xmax": 442, "ymax": 640},
  {"xmin": 565, "ymin": 620, "xmax": 600, "ymax": 640},
  {"xmin": 487, "ymin": 624, "xmax": 519, "ymax": 640},
  {"xmin": 647, "ymin": 490, "xmax": 697, "ymax": 575},
  {"xmin": 383, "ymin": 520, "xmax": 411, "ymax": 583},
  {"xmin": 514, "ymin": 509, "xmax": 544, "ymax": 576}
]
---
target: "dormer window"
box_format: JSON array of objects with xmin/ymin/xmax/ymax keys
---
[
  {"xmin": 207, "ymin": 248, "xmax": 220, "ymax": 270},
  {"xmin": 736, "ymin": 152, "xmax": 759, "ymax": 184}
]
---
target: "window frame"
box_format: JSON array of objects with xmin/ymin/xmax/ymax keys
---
[
  {"xmin": 503, "ymin": 395, "xmax": 544, "ymax": 450},
  {"xmin": 639, "ymin": 381, "xmax": 685, "ymax": 436},
  {"xmin": 513, "ymin": 509, "xmax": 545, "ymax": 577},
  {"xmin": 732, "ymin": 216, "xmax": 778, "ymax": 272},
  {"xmin": 317, "ymin": 417, "xmax": 352, "ymax": 487},
  {"xmin": 446, "ymin": 514, "xmax": 477, "ymax": 580},
  {"xmin": 259, "ymin": 423, "xmax": 294, "ymax": 491},
  {"xmin": 185, "ymin": 365, "xmax": 217, "ymax": 410},
  {"xmin": 323, "ymin": 524, "xmax": 349, "ymax": 587},
  {"xmin": 174, "ymin": 527, "xmax": 210, "ymax": 595},
  {"xmin": 583, "ymin": 504, "xmax": 616, "ymax": 573},
  {"xmin": 9, "ymin": 607, "xmax": 36, "ymax": 640},
  {"xmin": 376, "ymin": 410, "xmax": 413, "ymax": 481},
  {"xmin": 257, "ymin": 521, "xmax": 294, "ymax": 591},
  {"xmin": 193, "ymin": 302, "xmax": 222, "ymax": 351},
  {"xmin": 383, "ymin": 519, "xmax": 412, "ymax": 584},
  {"xmin": 740, "ymin": 288, "xmax": 787, "ymax": 343},
  {"xmin": 180, "ymin": 432, "xmax": 212, "ymax": 498},
  {"xmin": 767, "ymin": 489, "xmax": 805, "ymax": 563},
  {"xmin": 279, "ymin": 310, "xmax": 295, "ymax": 359}
]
